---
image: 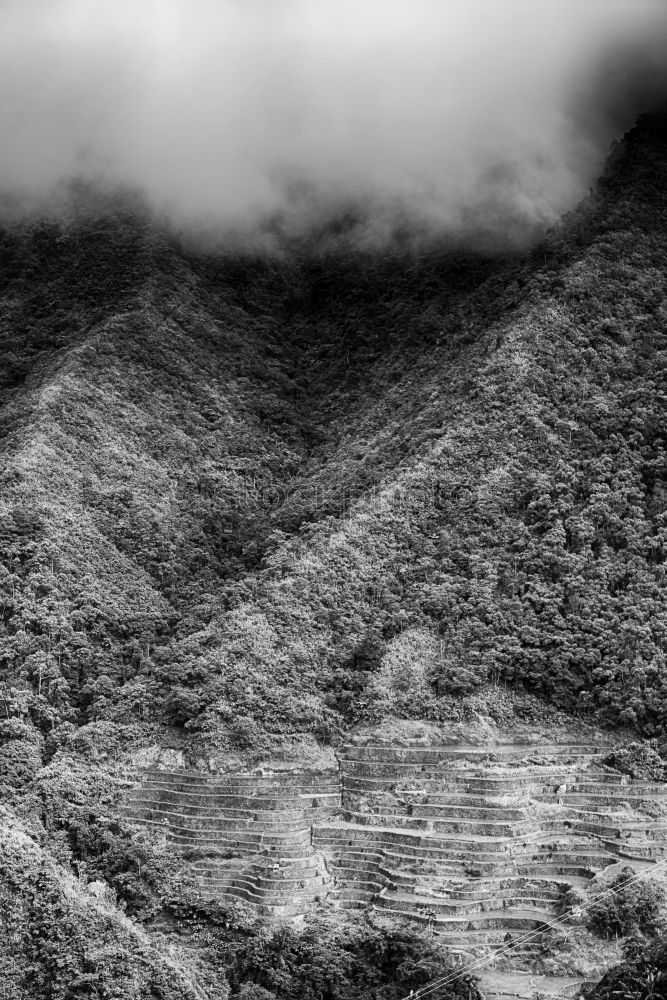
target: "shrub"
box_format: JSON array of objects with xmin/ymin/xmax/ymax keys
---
[
  {"xmin": 220, "ymin": 918, "xmax": 483, "ymax": 1000},
  {"xmin": 583, "ymin": 937, "xmax": 667, "ymax": 1000},
  {"xmin": 602, "ymin": 742, "xmax": 666, "ymax": 782},
  {"xmin": 588, "ymin": 868, "xmax": 665, "ymax": 939}
]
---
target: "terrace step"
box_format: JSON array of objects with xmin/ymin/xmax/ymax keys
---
[{"xmin": 340, "ymin": 742, "xmax": 605, "ymax": 758}]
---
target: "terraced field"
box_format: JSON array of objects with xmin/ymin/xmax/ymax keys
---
[
  {"xmin": 314, "ymin": 740, "xmax": 667, "ymax": 959},
  {"xmin": 122, "ymin": 768, "xmax": 341, "ymax": 916},
  {"xmin": 122, "ymin": 739, "xmax": 667, "ymax": 943}
]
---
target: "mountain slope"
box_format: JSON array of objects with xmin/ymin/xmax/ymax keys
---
[
  {"xmin": 1, "ymin": 109, "xmax": 667, "ymax": 1000},
  {"xmin": 0, "ymin": 114, "xmax": 666, "ymax": 754},
  {"xmin": 157, "ymin": 110, "xmax": 667, "ymax": 744},
  {"xmin": 0, "ymin": 805, "xmax": 213, "ymax": 999}
]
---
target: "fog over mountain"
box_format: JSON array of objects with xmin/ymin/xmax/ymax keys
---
[{"xmin": 1, "ymin": 0, "xmax": 667, "ymax": 244}]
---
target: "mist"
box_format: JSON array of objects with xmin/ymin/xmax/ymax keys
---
[{"xmin": 1, "ymin": 0, "xmax": 667, "ymax": 246}]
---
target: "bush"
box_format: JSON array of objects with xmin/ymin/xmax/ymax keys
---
[
  {"xmin": 588, "ymin": 868, "xmax": 665, "ymax": 939},
  {"xmin": 583, "ymin": 937, "xmax": 667, "ymax": 1000},
  {"xmin": 220, "ymin": 917, "xmax": 483, "ymax": 1000},
  {"xmin": 602, "ymin": 742, "xmax": 666, "ymax": 782}
]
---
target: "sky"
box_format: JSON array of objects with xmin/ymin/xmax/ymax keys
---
[{"xmin": 1, "ymin": 0, "xmax": 667, "ymax": 244}]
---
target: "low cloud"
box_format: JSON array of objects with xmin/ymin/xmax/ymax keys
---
[{"xmin": 1, "ymin": 0, "xmax": 667, "ymax": 245}]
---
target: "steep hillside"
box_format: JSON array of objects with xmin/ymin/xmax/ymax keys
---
[
  {"xmin": 1, "ymin": 111, "xmax": 667, "ymax": 997},
  {"xmin": 2, "ymin": 115, "xmax": 667, "ymax": 752},
  {"xmin": 0, "ymin": 805, "xmax": 214, "ymax": 999}
]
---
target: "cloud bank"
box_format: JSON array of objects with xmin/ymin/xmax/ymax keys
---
[{"xmin": 1, "ymin": 0, "xmax": 667, "ymax": 244}]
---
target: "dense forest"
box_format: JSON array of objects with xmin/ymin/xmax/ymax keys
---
[
  {"xmin": 1, "ymin": 112, "xmax": 666, "ymax": 746},
  {"xmin": 0, "ymin": 109, "xmax": 666, "ymax": 996}
]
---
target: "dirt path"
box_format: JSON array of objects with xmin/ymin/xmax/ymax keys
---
[{"xmin": 479, "ymin": 970, "xmax": 584, "ymax": 998}]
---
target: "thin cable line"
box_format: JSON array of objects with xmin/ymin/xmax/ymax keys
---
[
  {"xmin": 403, "ymin": 857, "xmax": 667, "ymax": 999},
  {"xmin": 407, "ymin": 858, "xmax": 667, "ymax": 1000},
  {"xmin": 396, "ymin": 854, "xmax": 667, "ymax": 1000}
]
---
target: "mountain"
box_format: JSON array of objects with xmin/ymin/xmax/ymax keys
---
[{"xmin": 0, "ymin": 110, "xmax": 666, "ymax": 998}]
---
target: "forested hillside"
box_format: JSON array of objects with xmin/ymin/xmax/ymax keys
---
[
  {"xmin": 0, "ymin": 110, "xmax": 666, "ymax": 996},
  {"xmin": 2, "ymin": 112, "xmax": 666, "ymax": 750}
]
